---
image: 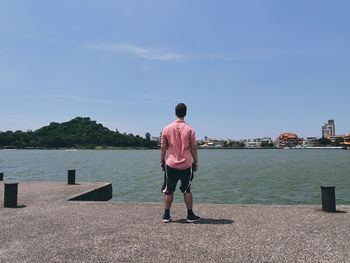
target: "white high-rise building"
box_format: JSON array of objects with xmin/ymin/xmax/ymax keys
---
[{"xmin": 322, "ymin": 120, "xmax": 335, "ymax": 137}]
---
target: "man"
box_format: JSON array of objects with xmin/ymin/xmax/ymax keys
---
[{"xmin": 160, "ymin": 103, "xmax": 200, "ymax": 223}]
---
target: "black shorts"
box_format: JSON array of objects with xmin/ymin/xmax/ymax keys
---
[{"xmin": 161, "ymin": 165, "xmax": 194, "ymax": 195}]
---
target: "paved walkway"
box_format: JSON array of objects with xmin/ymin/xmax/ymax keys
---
[{"xmin": 0, "ymin": 181, "xmax": 349, "ymax": 262}]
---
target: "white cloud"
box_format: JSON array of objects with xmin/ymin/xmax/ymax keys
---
[{"xmin": 87, "ymin": 43, "xmax": 182, "ymax": 61}]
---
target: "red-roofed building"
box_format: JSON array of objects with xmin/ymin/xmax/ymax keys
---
[
  {"xmin": 278, "ymin": 133, "xmax": 303, "ymax": 148},
  {"xmin": 341, "ymin": 133, "xmax": 350, "ymax": 149}
]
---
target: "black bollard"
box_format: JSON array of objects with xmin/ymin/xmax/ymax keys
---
[
  {"xmin": 0, "ymin": 173, "xmax": 3, "ymax": 181},
  {"xmin": 68, "ymin": 170, "xmax": 76, "ymax": 185},
  {"xmin": 4, "ymin": 181, "xmax": 19, "ymax": 208},
  {"xmin": 321, "ymin": 186, "xmax": 336, "ymax": 212}
]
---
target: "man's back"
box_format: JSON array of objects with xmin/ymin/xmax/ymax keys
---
[
  {"xmin": 160, "ymin": 103, "xmax": 200, "ymax": 223},
  {"xmin": 162, "ymin": 120, "xmax": 196, "ymax": 170}
]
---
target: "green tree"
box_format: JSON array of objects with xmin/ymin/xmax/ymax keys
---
[
  {"xmin": 261, "ymin": 141, "xmax": 275, "ymax": 148},
  {"xmin": 318, "ymin": 137, "xmax": 331, "ymax": 146},
  {"xmin": 332, "ymin": 137, "xmax": 344, "ymax": 146},
  {"xmin": 261, "ymin": 141, "xmax": 268, "ymax": 148},
  {"xmin": 237, "ymin": 142, "xmax": 245, "ymax": 148},
  {"xmin": 0, "ymin": 117, "xmax": 158, "ymax": 149}
]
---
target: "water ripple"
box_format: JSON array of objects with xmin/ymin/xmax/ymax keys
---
[{"xmin": 0, "ymin": 149, "xmax": 349, "ymax": 204}]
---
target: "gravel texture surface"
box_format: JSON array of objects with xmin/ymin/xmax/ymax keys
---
[{"xmin": 0, "ymin": 181, "xmax": 349, "ymax": 263}]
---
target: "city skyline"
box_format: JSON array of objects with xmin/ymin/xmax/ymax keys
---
[
  {"xmin": 1, "ymin": 1, "xmax": 349, "ymax": 139},
  {"xmin": 1, "ymin": 116, "xmax": 347, "ymax": 142}
]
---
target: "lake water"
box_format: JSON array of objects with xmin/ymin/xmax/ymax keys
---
[{"xmin": 0, "ymin": 149, "xmax": 349, "ymax": 205}]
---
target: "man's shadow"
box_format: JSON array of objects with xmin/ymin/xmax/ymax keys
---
[{"xmin": 173, "ymin": 218, "xmax": 233, "ymax": 225}]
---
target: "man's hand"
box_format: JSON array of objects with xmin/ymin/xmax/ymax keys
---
[
  {"xmin": 193, "ymin": 162, "xmax": 198, "ymax": 172},
  {"xmin": 160, "ymin": 161, "xmax": 165, "ymax": 171}
]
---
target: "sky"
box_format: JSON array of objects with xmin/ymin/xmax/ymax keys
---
[{"xmin": 0, "ymin": 0, "xmax": 349, "ymax": 140}]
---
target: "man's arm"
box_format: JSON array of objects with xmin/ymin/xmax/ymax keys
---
[
  {"xmin": 160, "ymin": 130, "xmax": 167, "ymax": 171},
  {"xmin": 190, "ymin": 145, "xmax": 198, "ymax": 171},
  {"xmin": 189, "ymin": 129, "xmax": 198, "ymax": 171},
  {"xmin": 160, "ymin": 145, "xmax": 166, "ymax": 171}
]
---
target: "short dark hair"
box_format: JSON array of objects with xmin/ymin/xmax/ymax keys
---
[{"xmin": 175, "ymin": 103, "xmax": 187, "ymax": 118}]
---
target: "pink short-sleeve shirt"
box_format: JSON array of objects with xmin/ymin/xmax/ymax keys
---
[{"xmin": 161, "ymin": 120, "xmax": 196, "ymax": 170}]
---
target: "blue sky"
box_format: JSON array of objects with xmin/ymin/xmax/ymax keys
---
[{"xmin": 0, "ymin": 0, "xmax": 349, "ymax": 140}]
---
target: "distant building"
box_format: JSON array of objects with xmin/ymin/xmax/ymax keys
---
[
  {"xmin": 204, "ymin": 138, "xmax": 225, "ymax": 148},
  {"xmin": 257, "ymin": 137, "xmax": 273, "ymax": 146},
  {"xmin": 304, "ymin": 137, "xmax": 319, "ymax": 147},
  {"xmin": 341, "ymin": 133, "xmax": 350, "ymax": 149},
  {"xmin": 244, "ymin": 137, "xmax": 273, "ymax": 148},
  {"xmin": 198, "ymin": 137, "xmax": 229, "ymax": 148},
  {"xmin": 327, "ymin": 134, "xmax": 344, "ymax": 143},
  {"xmin": 158, "ymin": 131, "xmax": 162, "ymax": 148},
  {"xmin": 305, "ymin": 137, "xmax": 319, "ymax": 147},
  {"xmin": 245, "ymin": 141, "xmax": 260, "ymax": 148},
  {"xmin": 278, "ymin": 133, "xmax": 303, "ymax": 148},
  {"xmin": 322, "ymin": 120, "xmax": 335, "ymax": 137}
]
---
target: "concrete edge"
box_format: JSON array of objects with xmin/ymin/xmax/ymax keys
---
[{"xmin": 68, "ymin": 183, "xmax": 113, "ymax": 201}]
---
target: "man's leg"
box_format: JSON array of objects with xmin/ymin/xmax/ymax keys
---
[
  {"xmin": 180, "ymin": 167, "xmax": 200, "ymax": 222},
  {"xmin": 165, "ymin": 192, "xmax": 174, "ymax": 209},
  {"xmin": 184, "ymin": 192, "xmax": 192, "ymax": 210},
  {"xmin": 163, "ymin": 192, "xmax": 173, "ymax": 223},
  {"xmin": 184, "ymin": 192, "xmax": 199, "ymax": 222}
]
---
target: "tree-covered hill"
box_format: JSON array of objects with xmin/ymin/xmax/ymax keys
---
[{"xmin": 0, "ymin": 117, "xmax": 157, "ymax": 149}]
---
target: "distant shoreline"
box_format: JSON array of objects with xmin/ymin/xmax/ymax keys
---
[
  {"xmin": 198, "ymin": 147, "xmax": 346, "ymax": 150},
  {"xmin": 0, "ymin": 147, "xmax": 155, "ymax": 150},
  {"xmin": 1, "ymin": 147, "xmax": 347, "ymax": 150}
]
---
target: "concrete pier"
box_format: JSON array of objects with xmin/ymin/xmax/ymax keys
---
[{"xmin": 0, "ymin": 181, "xmax": 349, "ymax": 262}]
